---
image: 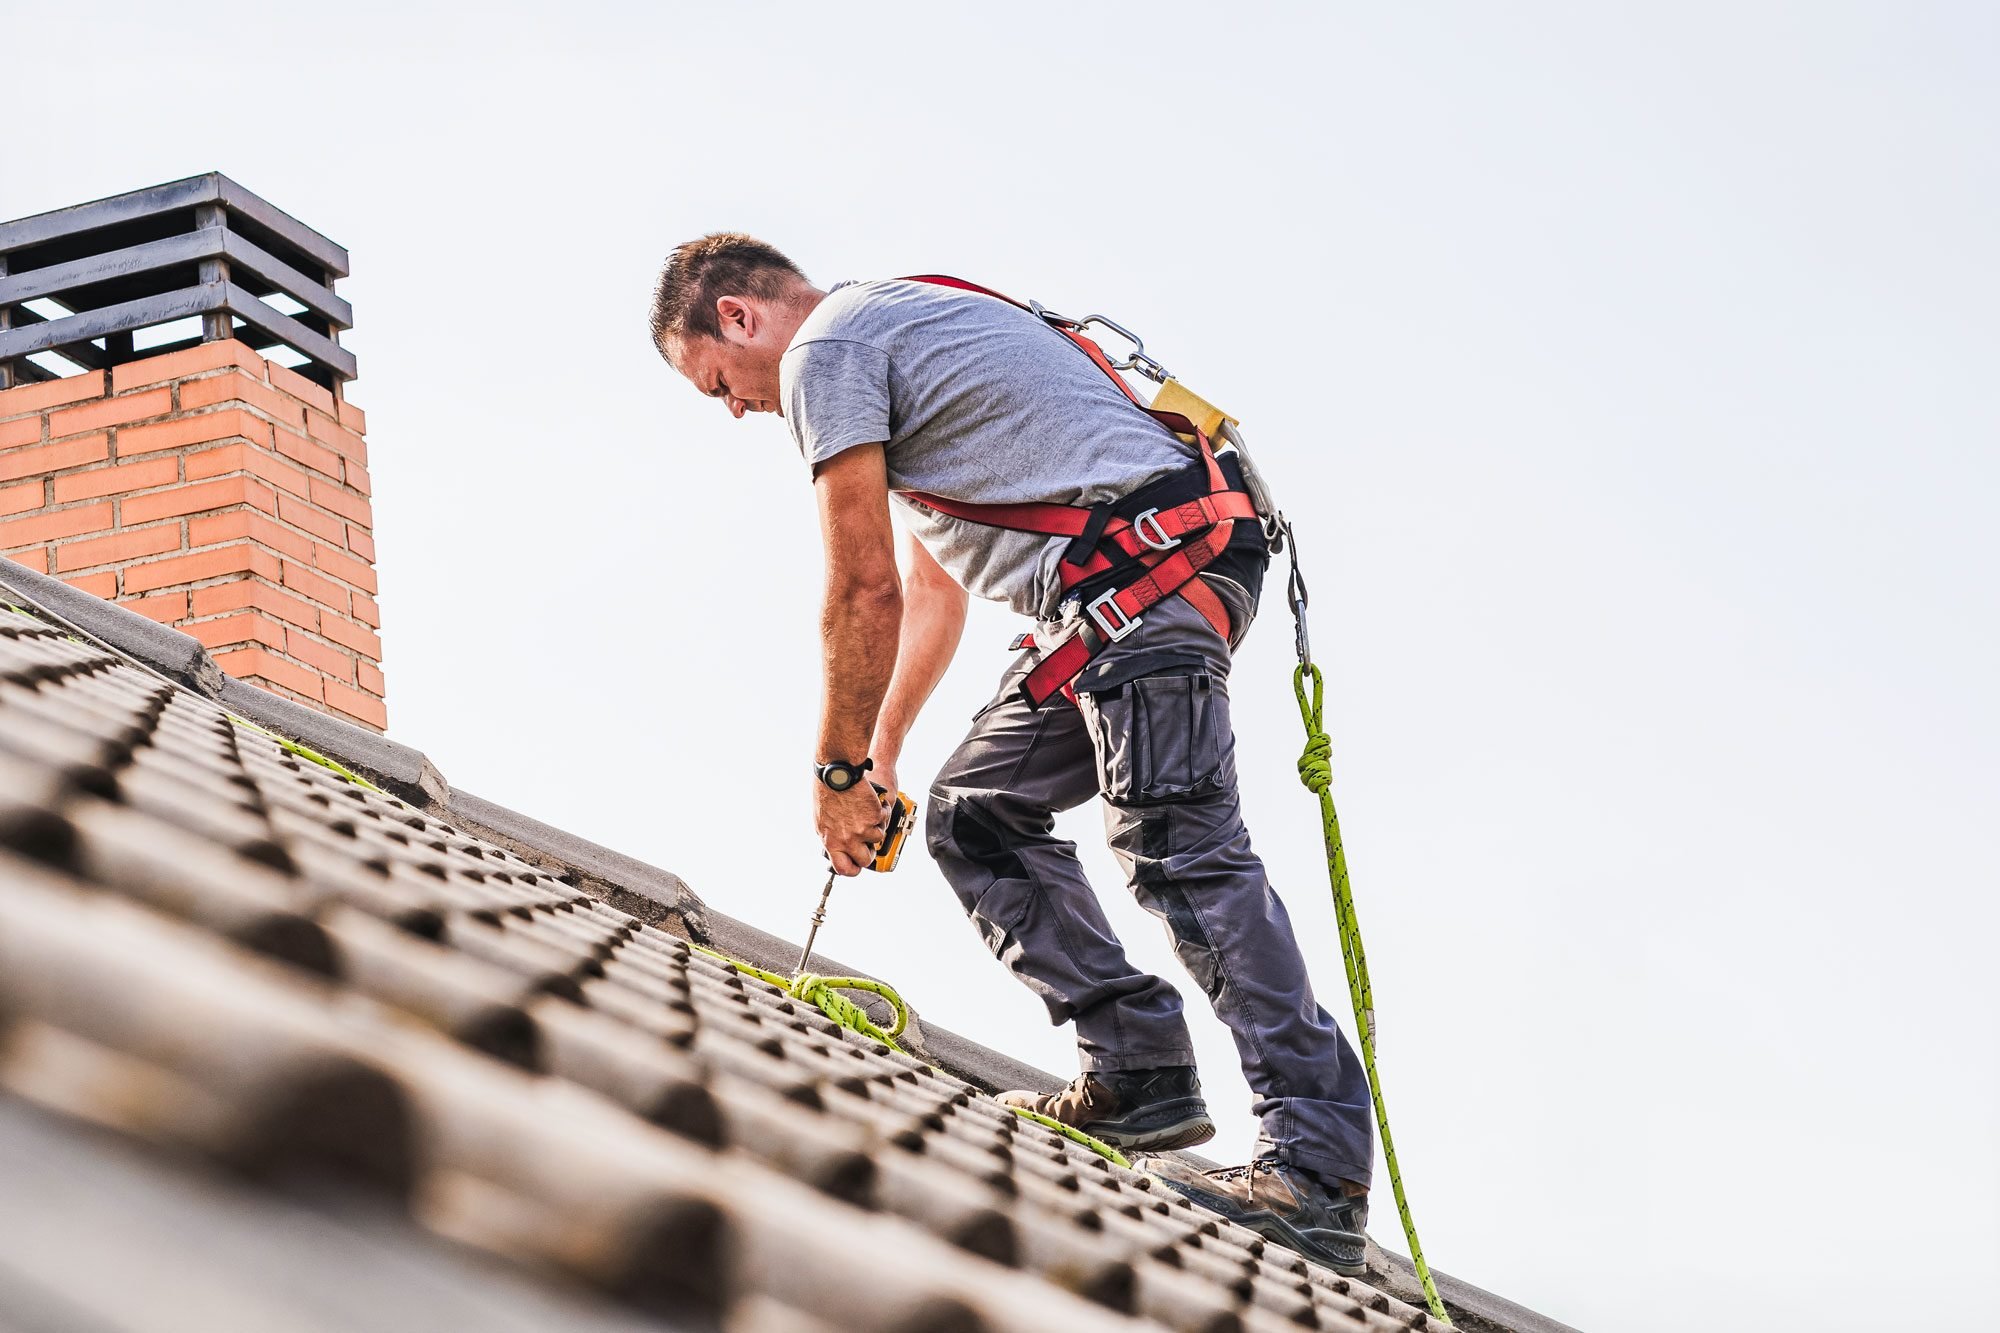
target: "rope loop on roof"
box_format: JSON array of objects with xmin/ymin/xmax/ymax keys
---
[
  {"xmin": 692, "ymin": 945, "xmax": 911, "ymax": 1052},
  {"xmin": 689, "ymin": 943, "xmax": 1135, "ymax": 1167}
]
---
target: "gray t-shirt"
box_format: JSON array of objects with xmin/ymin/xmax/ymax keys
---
[{"xmin": 780, "ymin": 278, "xmax": 1194, "ymax": 620}]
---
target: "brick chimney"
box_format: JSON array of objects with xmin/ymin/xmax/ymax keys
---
[{"xmin": 0, "ymin": 174, "xmax": 386, "ymax": 730}]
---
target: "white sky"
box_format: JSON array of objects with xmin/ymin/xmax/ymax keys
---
[{"xmin": 9, "ymin": 4, "xmax": 1996, "ymax": 1329}]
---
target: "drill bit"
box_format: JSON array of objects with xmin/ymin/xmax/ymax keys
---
[{"xmin": 795, "ymin": 868, "xmax": 835, "ymax": 977}]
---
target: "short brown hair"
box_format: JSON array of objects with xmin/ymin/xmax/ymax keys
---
[{"xmin": 649, "ymin": 232, "xmax": 808, "ymax": 350}]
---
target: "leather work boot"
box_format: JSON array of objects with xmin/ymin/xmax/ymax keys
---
[
  {"xmin": 996, "ymin": 1066, "xmax": 1215, "ymax": 1152},
  {"xmin": 1143, "ymin": 1156, "xmax": 1369, "ymax": 1275}
]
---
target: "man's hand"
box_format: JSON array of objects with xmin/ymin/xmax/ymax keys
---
[{"xmin": 817, "ymin": 780, "xmax": 888, "ymax": 876}]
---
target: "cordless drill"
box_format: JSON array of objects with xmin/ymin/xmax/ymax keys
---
[{"xmin": 796, "ymin": 785, "xmax": 915, "ymax": 975}]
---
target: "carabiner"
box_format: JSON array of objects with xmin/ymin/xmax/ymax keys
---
[
  {"xmin": 1073, "ymin": 314, "xmax": 1172, "ymax": 383},
  {"xmin": 1282, "ymin": 519, "xmax": 1312, "ymax": 668},
  {"xmin": 1029, "ymin": 301, "xmax": 1172, "ymax": 383}
]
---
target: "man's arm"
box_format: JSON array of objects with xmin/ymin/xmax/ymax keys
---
[
  {"xmin": 813, "ymin": 444, "xmax": 903, "ymax": 875},
  {"xmin": 869, "ymin": 530, "xmax": 969, "ymax": 796}
]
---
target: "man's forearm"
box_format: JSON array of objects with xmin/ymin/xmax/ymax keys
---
[
  {"xmin": 818, "ymin": 575, "xmax": 901, "ymax": 764},
  {"xmin": 871, "ymin": 572, "xmax": 968, "ymax": 767}
]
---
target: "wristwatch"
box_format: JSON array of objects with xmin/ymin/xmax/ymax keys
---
[{"xmin": 814, "ymin": 757, "xmax": 873, "ymax": 792}]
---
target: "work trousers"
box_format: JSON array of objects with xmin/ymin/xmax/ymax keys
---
[{"xmin": 925, "ymin": 581, "xmax": 1376, "ymax": 1188}]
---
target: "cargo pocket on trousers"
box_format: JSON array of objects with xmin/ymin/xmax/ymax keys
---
[
  {"xmin": 1078, "ymin": 670, "xmax": 1226, "ymax": 805},
  {"xmin": 965, "ymin": 876, "xmax": 1033, "ymax": 958}
]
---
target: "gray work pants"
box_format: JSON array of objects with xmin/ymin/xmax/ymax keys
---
[{"xmin": 925, "ymin": 581, "xmax": 1376, "ymax": 1188}]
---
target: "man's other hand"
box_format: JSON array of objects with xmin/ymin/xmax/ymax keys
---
[{"xmin": 817, "ymin": 780, "xmax": 888, "ymax": 876}]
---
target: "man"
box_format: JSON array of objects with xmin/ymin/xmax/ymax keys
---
[{"xmin": 649, "ymin": 234, "xmax": 1377, "ymax": 1274}]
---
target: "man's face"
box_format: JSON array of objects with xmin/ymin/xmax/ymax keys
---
[{"xmin": 665, "ymin": 295, "xmax": 787, "ymax": 419}]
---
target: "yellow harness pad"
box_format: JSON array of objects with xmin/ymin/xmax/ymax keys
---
[{"xmin": 1151, "ymin": 378, "xmax": 1239, "ymax": 441}]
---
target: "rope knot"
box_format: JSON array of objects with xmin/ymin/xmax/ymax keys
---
[{"xmin": 1296, "ymin": 730, "xmax": 1332, "ymax": 794}]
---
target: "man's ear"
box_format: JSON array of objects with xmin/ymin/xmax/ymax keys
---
[{"xmin": 715, "ymin": 295, "xmax": 756, "ymax": 345}]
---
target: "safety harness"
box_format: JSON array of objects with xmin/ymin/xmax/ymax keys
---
[{"xmin": 896, "ymin": 275, "xmax": 1265, "ymax": 707}]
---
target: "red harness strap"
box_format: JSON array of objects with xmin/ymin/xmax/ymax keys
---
[{"xmin": 894, "ymin": 273, "xmax": 1247, "ymax": 707}]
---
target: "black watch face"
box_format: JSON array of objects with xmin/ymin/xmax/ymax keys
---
[{"xmin": 823, "ymin": 763, "xmax": 860, "ymax": 791}]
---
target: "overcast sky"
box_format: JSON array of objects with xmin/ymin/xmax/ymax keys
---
[{"xmin": 9, "ymin": 4, "xmax": 1996, "ymax": 1329}]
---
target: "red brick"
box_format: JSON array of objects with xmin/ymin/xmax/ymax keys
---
[
  {"xmin": 117, "ymin": 409, "xmax": 272, "ymax": 457},
  {"xmin": 285, "ymin": 628, "xmax": 356, "ymax": 682},
  {"xmin": 0, "ymin": 480, "xmax": 40, "ymax": 516},
  {"xmin": 324, "ymin": 678, "xmax": 386, "ymax": 729},
  {"xmin": 54, "ymin": 523, "xmax": 181, "ymax": 573},
  {"xmin": 345, "ymin": 458, "xmax": 371, "ymax": 496},
  {"xmin": 190, "ymin": 576, "xmax": 321, "ymax": 631},
  {"xmin": 319, "ymin": 613, "xmax": 383, "ymax": 659},
  {"xmin": 182, "ymin": 441, "xmax": 311, "ymax": 499},
  {"xmin": 48, "ymin": 387, "xmax": 172, "ymax": 438},
  {"xmin": 280, "ymin": 558, "xmax": 351, "ymax": 613},
  {"xmin": 305, "ymin": 410, "xmax": 367, "ymax": 463},
  {"xmin": 275, "ymin": 493, "xmax": 345, "ymax": 544},
  {"xmin": 0, "ymin": 434, "xmax": 110, "ymax": 483},
  {"xmin": 351, "ymin": 591, "xmax": 380, "ymax": 628},
  {"xmin": 51, "ymin": 457, "xmax": 180, "ymax": 503},
  {"xmin": 272, "ymin": 426, "xmax": 342, "ymax": 479},
  {"xmin": 0, "ymin": 502, "xmax": 111, "ymax": 547},
  {"xmin": 110, "ymin": 340, "xmax": 263, "ymax": 394},
  {"xmin": 5, "ymin": 547, "xmax": 48, "ymax": 572},
  {"xmin": 196, "ymin": 572, "xmax": 324, "ymax": 632},
  {"xmin": 265, "ymin": 362, "xmax": 336, "ymax": 416},
  {"xmin": 356, "ymin": 658, "xmax": 386, "ymax": 697},
  {"xmin": 189, "ymin": 509, "xmax": 315, "ymax": 563},
  {"xmin": 307, "ymin": 477, "xmax": 370, "ymax": 527},
  {"xmin": 121, "ymin": 476, "xmax": 276, "ymax": 526},
  {"xmin": 179, "ymin": 369, "xmax": 310, "ymax": 432},
  {"xmin": 0, "ymin": 371, "xmax": 105, "ymax": 419},
  {"xmin": 123, "ymin": 543, "xmax": 279, "ymax": 595},
  {"xmin": 344, "ymin": 525, "xmax": 375, "ymax": 562},
  {"xmin": 335, "ymin": 397, "xmax": 367, "ymax": 434},
  {"xmin": 214, "ymin": 646, "xmax": 324, "ymax": 702},
  {"xmin": 311, "ymin": 543, "xmax": 377, "ymax": 596},
  {"xmin": 64, "ymin": 570, "xmax": 116, "ymax": 599},
  {"xmin": 0, "ymin": 417, "xmax": 40, "ymax": 449},
  {"xmin": 186, "ymin": 611, "xmax": 288, "ymax": 652},
  {"xmin": 126, "ymin": 590, "xmax": 189, "ymax": 626}
]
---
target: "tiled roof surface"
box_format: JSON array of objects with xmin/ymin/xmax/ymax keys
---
[{"xmin": 0, "ymin": 576, "xmax": 1527, "ymax": 1333}]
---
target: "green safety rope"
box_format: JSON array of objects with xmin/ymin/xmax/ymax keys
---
[
  {"xmin": 1294, "ymin": 662, "xmax": 1449, "ymax": 1323},
  {"xmin": 1005, "ymin": 1105, "xmax": 1132, "ymax": 1169}
]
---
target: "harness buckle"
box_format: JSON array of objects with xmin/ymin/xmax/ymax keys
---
[
  {"xmin": 1131, "ymin": 507, "xmax": 1180, "ymax": 553},
  {"xmin": 1085, "ymin": 590, "xmax": 1141, "ymax": 643}
]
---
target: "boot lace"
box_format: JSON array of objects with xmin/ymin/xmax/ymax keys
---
[{"xmin": 1205, "ymin": 1157, "xmax": 1281, "ymax": 1185}]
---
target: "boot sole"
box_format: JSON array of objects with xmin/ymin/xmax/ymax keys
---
[
  {"xmin": 1234, "ymin": 1212, "xmax": 1368, "ymax": 1277},
  {"xmin": 1091, "ymin": 1111, "xmax": 1217, "ymax": 1153},
  {"xmin": 1144, "ymin": 1173, "xmax": 1368, "ymax": 1276}
]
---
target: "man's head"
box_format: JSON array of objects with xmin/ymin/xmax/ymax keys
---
[{"xmin": 650, "ymin": 233, "xmax": 821, "ymax": 418}]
